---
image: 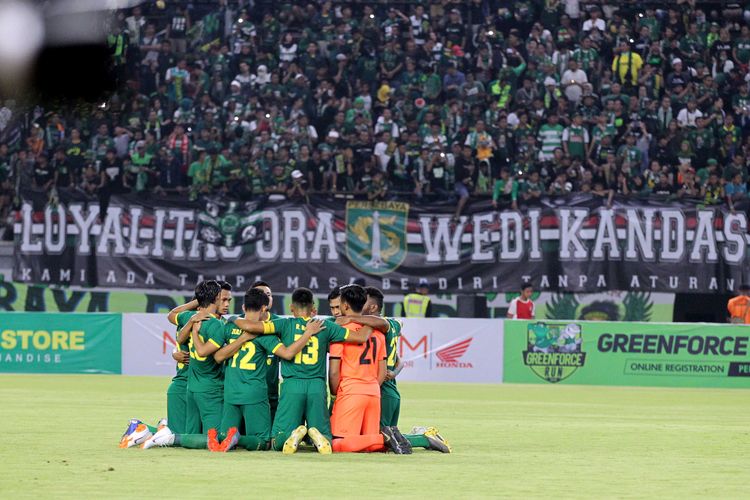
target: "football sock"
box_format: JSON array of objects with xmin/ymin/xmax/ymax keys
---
[
  {"xmin": 332, "ymin": 434, "xmax": 385, "ymax": 453},
  {"xmin": 271, "ymin": 432, "xmax": 289, "ymax": 451},
  {"xmin": 237, "ymin": 435, "xmax": 267, "ymax": 451},
  {"xmin": 174, "ymin": 434, "xmax": 208, "ymax": 449},
  {"xmin": 403, "ymin": 434, "xmax": 430, "ymax": 449},
  {"xmin": 146, "ymin": 424, "xmax": 158, "ymax": 434}
]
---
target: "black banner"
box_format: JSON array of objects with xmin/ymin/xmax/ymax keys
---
[{"xmin": 13, "ymin": 189, "xmax": 750, "ymax": 293}]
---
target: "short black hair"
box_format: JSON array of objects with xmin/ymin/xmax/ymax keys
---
[
  {"xmin": 340, "ymin": 284, "xmax": 367, "ymax": 313},
  {"xmin": 217, "ymin": 280, "xmax": 233, "ymax": 291},
  {"xmin": 195, "ymin": 280, "xmax": 221, "ymax": 308},
  {"xmin": 291, "ymin": 287, "xmax": 315, "ymax": 309},
  {"xmin": 365, "ymin": 286, "xmax": 384, "ymax": 312},
  {"xmin": 244, "ymin": 288, "xmax": 270, "ymax": 312},
  {"xmin": 521, "ymin": 282, "xmax": 533, "ymax": 291},
  {"xmin": 328, "ymin": 286, "xmax": 341, "ymax": 301},
  {"xmin": 252, "ymin": 280, "xmax": 271, "ymax": 289}
]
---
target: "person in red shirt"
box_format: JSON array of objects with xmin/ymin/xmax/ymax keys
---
[
  {"xmin": 507, "ymin": 283, "xmax": 535, "ymax": 319},
  {"xmin": 328, "ymin": 285, "xmax": 411, "ymax": 454}
]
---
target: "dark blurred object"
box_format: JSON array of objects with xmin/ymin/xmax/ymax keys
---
[
  {"xmin": 0, "ymin": 0, "xmax": 117, "ymax": 102},
  {"xmin": 31, "ymin": 44, "xmax": 115, "ymax": 102}
]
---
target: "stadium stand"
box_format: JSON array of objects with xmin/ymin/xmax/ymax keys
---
[{"xmin": 0, "ymin": 0, "xmax": 749, "ymax": 234}]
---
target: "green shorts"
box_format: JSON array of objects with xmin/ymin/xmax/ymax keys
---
[
  {"xmin": 166, "ymin": 379, "xmax": 187, "ymax": 434},
  {"xmin": 185, "ymin": 389, "xmax": 223, "ymax": 434},
  {"xmin": 220, "ymin": 400, "xmax": 271, "ymax": 441},
  {"xmin": 271, "ymin": 378, "xmax": 329, "ymax": 450}
]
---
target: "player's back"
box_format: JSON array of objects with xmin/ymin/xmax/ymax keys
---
[
  {"xmin": 269, "ymin": 316, "xmax": 350, "ymax": 380},
  {"xmin": 187, "ymin": 315, "xmax": 225, "ymax": 393},
  {"xmin": 332, "ymin": 323, "xmax": 386, "ymax": 397}
]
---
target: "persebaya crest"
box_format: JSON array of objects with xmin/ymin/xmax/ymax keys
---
[{"xmin": 345, "ymin": 201, "xmax": 409, "ymax": 275}]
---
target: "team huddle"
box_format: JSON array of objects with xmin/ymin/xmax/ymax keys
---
[{"xmin": 119, "ymin": 280, "xmax": 451, "ymax": 454}]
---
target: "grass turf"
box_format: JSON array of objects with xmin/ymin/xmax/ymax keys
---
[{"xmin": 0, "ymin": 374, "xmax": 748, "ymax": 498}]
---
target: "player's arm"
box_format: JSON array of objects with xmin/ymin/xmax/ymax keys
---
[
  {"xmin": 377, "ymin": 358, "xmax": 387, "ymax": 385},
  {"xmin": 230, "ymin": 317, "xmax": 278, "ymax": 335},
  {"xmin": 506, "ymin": 299, "xmax": 517, "ymax": 319},
  {"xmin": 172, "ymin": 348, "xmax": 189, "ymax": 365},
  {"xmin": 386, "ymin": 357, "xmax": 404, "ymax": 381},
  {"xmin": 335, "ymin": 314, "xmax": 388, "ymax": 332},
  {"xmin": 274, "ymin": 320, "xmax": 325, "ymax": 360},
  {"xmin": 176, "ymin": 310, "xmax": 211, "ymax": 345},
  {"xmin": 213, "ymin": 332, "xmax": 257, "ymax": 364},
  {"xmin": 329, "ymin": 357, "xmax": 341, "ymax": 395},
  {"xmin": 191, "ymin": 322, "xmax": 222, "ymax": 357},
  {"xmin": 343, "ymin": 325, "xmax": 373, "ymax": 344},
  {"xmin": 167, "ymin": 299, "xmax": 199, "ymax": 325}
]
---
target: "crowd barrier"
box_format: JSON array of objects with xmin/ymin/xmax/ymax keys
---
[{"xmin": 1, "ymin": 313, "xmax": 748, "ymax": 389}]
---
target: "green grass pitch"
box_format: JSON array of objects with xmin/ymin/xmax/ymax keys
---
[{"xmin": 1, "ymin": 374, "xmax": 748, "ymax": 498}]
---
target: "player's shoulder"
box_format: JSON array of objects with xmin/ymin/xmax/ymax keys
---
[
  {"xmin": 176, "ymin": 310, "xmax": 196, "ymax": 325},
  {"xmin": 271, "ymin": 316, "xmax": 295, "ymax": 327},
  {"xmin": 385, "ymin": 317, "xmax": 403, "ymax": 332},
  {"xmin": 254, "ymin": 334, "xmax": 280, "ymax": 349},
  {"xmin": 341, "ymin": 321, "xmax": 364, "ymax": 331},
  {"xmin": 204, "ymin": 315, "xmax": 225, "ymax": 331}
]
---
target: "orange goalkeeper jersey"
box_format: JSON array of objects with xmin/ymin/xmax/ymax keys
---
[
  {"xmin": 329, "ymin": 323, "xmax": 386, "ymax": 397},
  {"xmin": 728, "ymin": 296, "xmax": 750, "ymax": 324}
]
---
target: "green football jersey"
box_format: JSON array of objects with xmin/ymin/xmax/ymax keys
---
[
  {"xmin": 265, "ymin": 312, "xmax": 282, "ymax": 394},
  {"xmin": 263, "ymin": 317, "xmax": 349, "ymax": 380},
  {"xmin": 384, "ymin": 318, "xmax": 402, "ymax": 371},
  {"xmin": 381, "ymin": 317, "xmax": 403, "ymax": 396},
  {"xmin": 187, "ymin": 315, "xmax": 225, "ymax": 393},
  {"xmin": 220, "ymin": 319, "xmax": 282, "ymax": 405},
  {"xmin": 173, "ymin": 310, "xmax": 196, "ymax": 382}
]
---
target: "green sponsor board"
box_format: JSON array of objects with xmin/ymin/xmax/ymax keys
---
[
  {"xmin": 0, "ymin": 313, "xmax": 121, "ymax": 374},
  {"xmin": 504, "ymin": 320, "xmax": 750, "ymax": 388}
]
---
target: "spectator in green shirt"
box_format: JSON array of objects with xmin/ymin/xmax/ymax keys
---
[{"xmin": 492, "ymin": 167, "xmax": 518, "ymax": 210}]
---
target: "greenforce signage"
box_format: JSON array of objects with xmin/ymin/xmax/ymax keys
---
[
  {"xmin": 0, "ymin": 313, "xmax": 121, "ymax": 374},
  {"xmin": 504, "ymin": 321, "xmax": 750, "ymax": 388}
]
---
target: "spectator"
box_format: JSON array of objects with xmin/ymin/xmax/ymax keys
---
[
  {"xmin": 725, "ymin": 172, "xmax": 748, "ymax": 211},
  {"xmin": 454, "ymin": 145, "xmax": 477, "ymax": 220},
  {"xmin": 677, "ymin": 100, "xmax": 703, "ymax": 128},
  {"xmin": 492, "ymin": 167, "xmax": 518, "ymax": 210},
  {"xmin": 612, "ymin": 40, "xmax": 643, "ymax": 91},
  {"xmin": 507, "ymin": 283, "xmax": 535, "ymax": 319}
]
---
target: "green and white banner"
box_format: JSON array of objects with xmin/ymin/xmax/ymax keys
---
[
  {"xmin": 0, "ymin": 313, "xmax": 121, "ymax": 374},
  {"xmin": 504, "ymin": 320, "xmax": 750, "ymax": 388}
]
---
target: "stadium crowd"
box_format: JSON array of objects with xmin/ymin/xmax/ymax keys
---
[{"xmin": 1, "ymin": 0, "xmax": 750, "ymax": 224}]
